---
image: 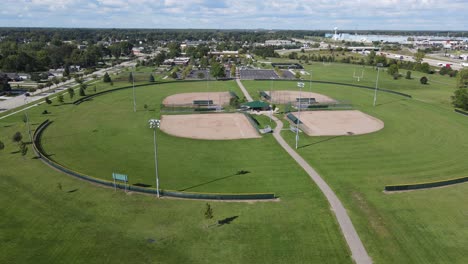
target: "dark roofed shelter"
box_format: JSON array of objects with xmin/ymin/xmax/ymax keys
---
[{"xmin": 242, "ymin": 100, "xmax": 270, "ymax": 111}]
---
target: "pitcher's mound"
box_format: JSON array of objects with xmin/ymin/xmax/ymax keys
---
[
  {"xmin": 291, "ymin": 110, "xmax": 384, "ymax": 136},
  {"xmin": 160, "ymin": 113, "xmax": 261, "ymax": 140}
]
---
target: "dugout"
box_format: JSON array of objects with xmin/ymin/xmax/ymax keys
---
[{"xmin": 241, "ymin": 101, "xmax": 270, "ymax": 111}]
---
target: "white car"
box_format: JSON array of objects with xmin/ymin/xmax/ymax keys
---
[{"xmin": 461, "ymin": 62, "xmax": 468, "ymax": 68}]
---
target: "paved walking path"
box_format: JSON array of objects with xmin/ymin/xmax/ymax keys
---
[
  {"xmin": 269, "ymin": 115, "xmax": 372, "ymax": 264},
  {"xmin": 234, "ymin": 79, "xmax": 371, "ymax": 263},
  {"xmin": 235, "ymin": 79, "xmax": 253, "ymax": 102}
]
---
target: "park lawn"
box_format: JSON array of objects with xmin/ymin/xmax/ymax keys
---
[
  {"xmin": 243, "ymin": 80, "xmax": 468, "ymax": 263},
  {"xmin": 0, "ymin": 79, "xmax": 352, "ymax": 264},
  {"xmin": 263, "ymin": 59, "xmax": 458, "ymax": 107}
]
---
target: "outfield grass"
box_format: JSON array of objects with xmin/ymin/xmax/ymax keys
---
[
  {"xmin": 2, "ymin": 63, "xmax": 467, "ymax": 263},
  {"xmin": 243, "ymin": 80, "xmax": 468, "ymax": 263},
  {"xmin": 0, "ymin": 79, "xmax": 351, "ymax": 263},
  {"xmin": 265, "ymin": 59, "xmax": 458, "ymax": 107}
]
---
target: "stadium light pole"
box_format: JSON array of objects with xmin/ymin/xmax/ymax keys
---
[
  {"xmin": 132, "ymin": 65, "xmax": 136, "ymax": 112},
  {"xmin": 149, "ymin": 119, "xmax": 161, "ymax": 198},
  {"xmin": 296, "ymin": 82, "xmax": 305, "ymax": 149},
  {"xmin": 373, "ymin": 63, "xmax": 383, "ymax": 107},
  {"xmin": 269, "ymin": 77, "xmax": 274, "ymax": 123},
  {"xmin": 308, "ymin": 69, "xmax": 312, "ymax": 104}
]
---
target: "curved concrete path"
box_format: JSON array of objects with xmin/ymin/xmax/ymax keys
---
[
  {"xmin": 269, "ymin": 115, "xmax": 372, "ymax": 264},
  {"xmin": 235, "ymin": 79, "xmax": 372, "ymax": 263},
  {"xmin": 236, "ymin": 79, "xmax": 253, "ymax": 102}
]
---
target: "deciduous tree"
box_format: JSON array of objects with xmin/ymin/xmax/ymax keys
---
[
  {"xmin": 420, "ymin": 76, "xmax": 428, "ymax": 85},
  {"xmin": 452, "ymin": 87, "xmax": 468, "ymax": 110},
  {"xmin": 387, "ymin": 64, "xmax": 399, "ymax": 77},
  {"xmin": 405, "ymin": 71, "xmax": 412, "ymax": 79},
  {"xmin": 414, "ymin": 51, "xmax": 425, "ymax": 64},
  {"xmin": 12, "ymin": 132, "xmax": 22, "ymax": 144},
  {"xmin": 103, "ymin": 72, "xmax": 112, "ymax": 83},
  {"xmin": 67, "ymin": 87, "xmax": 75, "ymax": 99},
  {"xmin": 210, "ymin": 62, "xmax": 225, "ymax": 79},
  {"xmin": 456, "ymin": 69, "xmax": 468, "ymax": 88}
]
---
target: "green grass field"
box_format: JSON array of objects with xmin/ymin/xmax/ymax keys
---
[
  {"xmin": 1, "ymin": 62, "xmax": 467, "ymax": 263},
  {"xmin": 0, "ymin": 79, "xmax": 351, "ymax": 263},
  {"xmin": 243, "ymin": 79, "xmax": 468, "ymax": 263}
]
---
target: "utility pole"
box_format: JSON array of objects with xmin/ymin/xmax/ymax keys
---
[{"xmin": 132, "ymin": 66, "xmax": 137, "ymax": 112}]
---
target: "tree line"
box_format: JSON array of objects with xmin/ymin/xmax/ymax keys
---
[{"xmin": 0, "ymin": 39, "xmax": 133, "ymax": 73}]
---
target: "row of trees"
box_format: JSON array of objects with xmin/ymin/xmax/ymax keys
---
[
  {"xmin": 0, "ymin": 28, "xmax": 328, "ymax": 46},
  {"xmin": 453, "ymin": 69, "xmax": 468, "ymax": 110},
  {"xmin": 0, "ymin": 40, "xmax": 133, "ymax": 73}
]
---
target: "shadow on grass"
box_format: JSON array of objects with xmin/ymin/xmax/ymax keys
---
[
  {"xmin": 133, "ymin": 183, "xmax": 152, "ymax": 188},
  {"xmin": 178, "ymin": 171, "xmax": 250, "ymax": 192},
  {"xmin": 218, "ymin": 216, "xmax": 238, "ymax": 226},
  {"xmin": 298, "ymin": 136, "xmax": 340, "ymax": 149},
  {"xmin": 67, "ymin": 188, "xmax": 79, "ymax": 193}
]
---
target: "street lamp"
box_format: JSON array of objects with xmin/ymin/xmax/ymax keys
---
[
  {"xmin": 132, "ymin": 65, "xmax": 136, "ymax": 112},
  {"xmin": 24, "ymin": 94, "xmax": 32, "ymax": 143},
  {"xmin": 373, "ymin": 63, "xmax": 383, "ymax": 107},
  {"xmin": 149, "ymin": 119, "xmax": 161, "ymax": 198},
  {"xmin": 296, "ymin": 82, "xmax": 305, "ymax": 149}
]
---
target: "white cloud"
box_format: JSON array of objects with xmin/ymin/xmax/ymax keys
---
[{"xmin": 0, "ymin": 0, "xmax": 467, "ymax": 30}]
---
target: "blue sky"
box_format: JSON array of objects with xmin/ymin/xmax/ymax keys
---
[{"xmin": 1, "ymin": 0, "xmax": 467, "ymax": 30}]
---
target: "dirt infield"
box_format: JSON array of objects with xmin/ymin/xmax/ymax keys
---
[
  {"xmin": 291, "ymin": 110, "xmax": 384, "ymax": 136},
  {"xmin": 267, "ymin": 90, "xmax": 336, "ymax": 104},
  {"xmin": 160, "ymin": 113, "xmax": 261, "ymax": 140},
  {"xmin": 162, "ymin": 92, "xmax": 232, "ymax": 106}
]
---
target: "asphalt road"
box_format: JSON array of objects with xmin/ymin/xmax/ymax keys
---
[
  {"xmin": 0, "ymin": 61, "xmax": 135, "ymax": 114},
  {"xmin": 379, "ymin": 52, "xmax": 463, "ymax": 70}
]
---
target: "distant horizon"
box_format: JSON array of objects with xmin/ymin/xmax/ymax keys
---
[
  {"xmin": 1, "ymin": 0, "xmax": 467, "ymax": 31},
  {"xmin": 1, "ymin": 26, "xmax": 467, "ymax": 33}
]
